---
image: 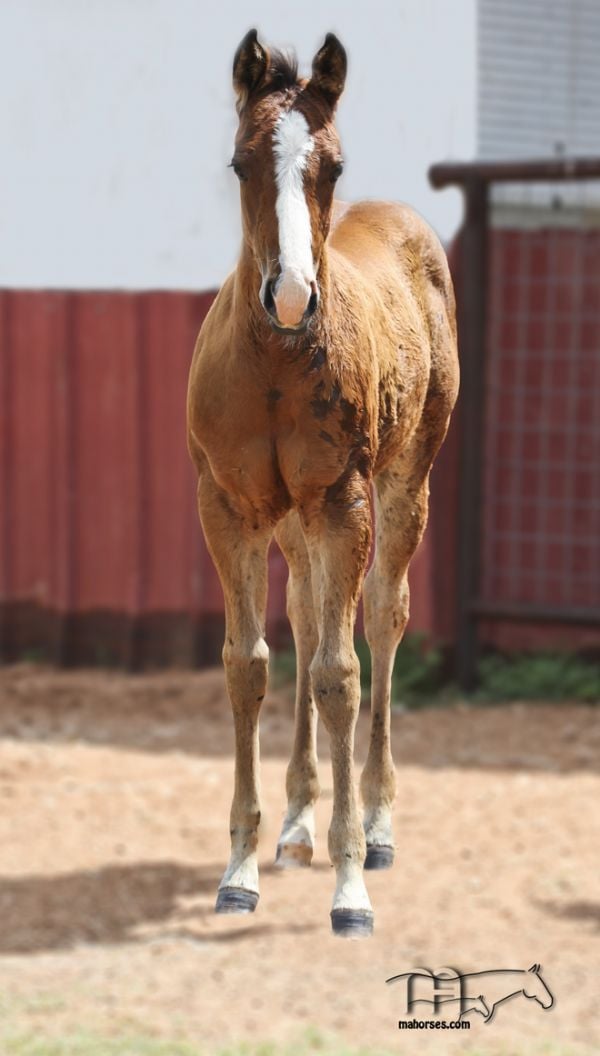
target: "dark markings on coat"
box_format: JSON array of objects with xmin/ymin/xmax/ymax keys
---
[
  {"xmin": 311, "ymin": 380, "xmax": 341, "ymax": 420},
  {"xmin": 338, "ymin": 397, "xmax": 372, "ymax": 479},
  {"xmin": 304, "ymin": 346, "xmax": 327, "ymax": 374}
]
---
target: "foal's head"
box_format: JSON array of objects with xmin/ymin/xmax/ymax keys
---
[{"xmin": 231, "ymin": 30, "xmax": 347, "ymax": 335}]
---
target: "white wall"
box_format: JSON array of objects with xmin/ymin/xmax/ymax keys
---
[{"xmin": 0, "ymin": 0, "xmax": 476, "ymax": 290}]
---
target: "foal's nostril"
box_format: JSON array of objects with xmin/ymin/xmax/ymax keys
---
[
  {"xmin": 263, "ymin": 278, "xmax": 276, "ymax": 316},
  {"xmin": 306, "ymin": 289, "xmax": 319, "ymax": 317}
]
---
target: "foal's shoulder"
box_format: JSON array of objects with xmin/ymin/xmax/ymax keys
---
[
  {"xmin": 191, "ymin": 272, "xmax": 235, "ymax": 359},
  {"xmin": 330, "ymin": 199, "xmax": 452, "ymax": 296},
  {"xmin": 201, "ymin": 272, "xmax": 236, "ymax": 336},
  {"xmin": 332, "ymin": 199, "xmax": 441, "ymax": 255},
  {"xmin": 188, "ymin": 273, "xmax": 236, "ymax": 405}
]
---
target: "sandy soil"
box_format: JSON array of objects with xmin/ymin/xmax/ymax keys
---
[{"xmin": 0, "ymin": 664, "xmax": 599, "ymax": 1054}]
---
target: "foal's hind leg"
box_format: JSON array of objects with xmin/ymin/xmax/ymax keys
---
[
  {"xmin": 196, "ymin": 468, "xmax": 272, "ymax": 914},
  {"xmin": 361, "ymin": 430, "xmax": 444, "ymax": 869},
  {"xmin": 274, "ymin": 511, "xmax": 320, "ymax": 868}
]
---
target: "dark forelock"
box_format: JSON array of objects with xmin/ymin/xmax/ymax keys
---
[{"xmin": 267, "ymin": 48, "xmax": 300, "ymax": 91}]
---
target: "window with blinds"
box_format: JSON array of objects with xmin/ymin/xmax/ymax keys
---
[{"xmin": 478, "ymin": 0, "xmax": 600, "ymax": 217}]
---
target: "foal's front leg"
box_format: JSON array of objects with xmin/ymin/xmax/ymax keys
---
[
  {"xmin": 274, "ymin": 511, "xmax": 320, "ymax": 867},
  {"xmin": 361, "ymin": 425, "xmax": 448, "ymax": 869},
  {"xmin": 304, "ymin": 473, "xmax": 373, "ymax": 937},
  {"xmin": 197, "ymin": 472, "xmax": 272, "ymax": 914}
]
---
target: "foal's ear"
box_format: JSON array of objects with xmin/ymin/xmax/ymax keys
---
[
  {"xmin": 309, "ymin": 33, "xmax": 347, "ymax": 106},
  {"xmin": 233, "ymin": 29, "xmax": 269, "ymax": 112}
]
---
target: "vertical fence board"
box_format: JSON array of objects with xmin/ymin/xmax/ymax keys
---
[{"xmin": 72, "ymin": 294, "xmax": 140, "ymax": 612}]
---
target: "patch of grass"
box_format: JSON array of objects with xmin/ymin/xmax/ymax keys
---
[
  {"xmin": 0, "ymin": 1033, "xmax": 398, "ymax": 1056},
  {"xmin": 269, "ymin": 646, "xmax": 298, "ymax": 690},
  {"xmin": 476, "ymin": 652, "xmax": 600, "ymax": 703},
  {"xmin": 2, "ymin": 1036, "xmax": 201, "ymax": 1056},
  {"xmin": 355, "ymin": 632, "xmax": 445, "ymax": 707},
  {"xmin": 216, "ymin": 1030, "xmax": 399, "ymax": 1056},
  {"xmin": 464, "ymin": 1049, "xmax": 593, "ymax": 1056},
  {"xmin": 18, "ymin": 648, "xmax": 49, "ymax": 664},
  {"xmin": 0, "ymin": 1026, "xmax": 592, "ymax": 1056},
  {"xmin": 273, "ymin": 639, "xmax": 600, "ymax": 707}
]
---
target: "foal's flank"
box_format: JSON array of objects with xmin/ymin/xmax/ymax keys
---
[{"xmin": 186, "ymin": 29, "xmax": 459, "ymax": 937}]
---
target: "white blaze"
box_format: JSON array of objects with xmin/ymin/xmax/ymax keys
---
[{"xmin": 272, "ymin": 110, "xmax": 315, "ymax": 326}]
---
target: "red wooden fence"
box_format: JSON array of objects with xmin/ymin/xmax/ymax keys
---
[
  {"xmin": 0, "ymin": 288, "xmax": 444, "ymax": 666},
  {"xmin": 2, "ymin": 226, "xmax": 596, "ymax": 667}
]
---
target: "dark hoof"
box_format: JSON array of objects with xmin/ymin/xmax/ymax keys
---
[
  {"xmin": 365, "ymin": 844, "xmax": 394, "ymax": 870},
  {"xmin": 215, "ymin": 887, "xmax": 259, "ymax": 915},
  {"xmin": 331, "ymin": 908, "xmax": 374, "ymax": 938}
]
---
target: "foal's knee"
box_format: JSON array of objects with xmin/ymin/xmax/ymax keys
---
[
  {"xmin": 223, "ymin": 637, "xmax": 269, "ymax": 708},
  {"xmin": 310, "ymin": 650, "xmax": 361, "ymax": 733},
  {"xmin": 364, "ymin": 572, "xmax": 410, "ymax": 650}
]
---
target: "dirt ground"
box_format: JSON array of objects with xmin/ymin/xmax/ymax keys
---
[{"xmin": 0, "ymin": 664, "xmax": 599, "ymax": 1054}]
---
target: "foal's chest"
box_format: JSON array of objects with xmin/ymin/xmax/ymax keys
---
[{"xmin": 201, "ymin": 378, "xmax": 362, "ymax": 522}]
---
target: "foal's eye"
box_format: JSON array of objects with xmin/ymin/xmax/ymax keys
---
[
  {"xmin": 230, "ymin": 160, "xmax": 248, "ymax": 182},
  {"xmin": 330, "ymin": 162, "xmax": 344, "ymax": 183}
]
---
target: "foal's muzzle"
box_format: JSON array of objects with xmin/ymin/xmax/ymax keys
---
[{"xmin": 262, "ymin": 277, "xmax": 319, "ymax": 336}]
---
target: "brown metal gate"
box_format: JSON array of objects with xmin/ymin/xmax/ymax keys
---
[{"xmin": 430, "ymin": 159, "xmax": 600, "ymax": 688}]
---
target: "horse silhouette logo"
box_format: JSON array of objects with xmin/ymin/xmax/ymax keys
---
[{"xmin": 386, "ymin": 964, "xmax": 554, "ymax": 1024}]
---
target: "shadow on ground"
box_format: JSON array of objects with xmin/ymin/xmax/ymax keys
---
[
  {"xmin": 0, "ymin": 860, "xmax": 319, "ymax": 955},
  {"xmin": 536, "ymin": 899, "xmax": 600, "ymax": 931}
]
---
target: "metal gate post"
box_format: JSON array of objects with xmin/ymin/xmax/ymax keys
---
[
  {"xmin": 429, "ymin": 167, "xmax": 489, "ymax": 689},
  {"xmin": 454, "ymin": 177, "xmax": 489, "ymax": 689}
]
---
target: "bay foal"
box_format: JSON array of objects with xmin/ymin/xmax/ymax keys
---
[{"xmin": 187, "ymin": 31, "xmax": 459, "ymax": 936}]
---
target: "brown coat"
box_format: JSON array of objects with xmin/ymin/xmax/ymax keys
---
[{"xmin": 186, "ymin": 30, "xmax": 459, "ymax": 936}]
